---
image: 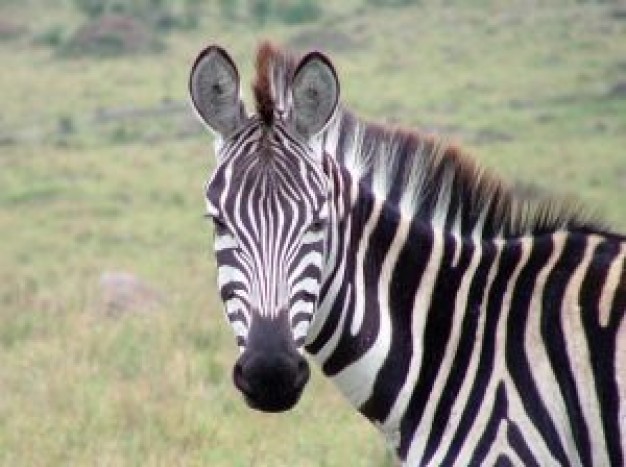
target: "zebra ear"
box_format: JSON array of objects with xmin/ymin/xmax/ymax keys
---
[
  {"xmin": 291, "ymin": 51, "xmax": 339, "ymax": 138},
  {"xmin": 189, "ymin": 45, "xmax": 245, "ymax": 137}
]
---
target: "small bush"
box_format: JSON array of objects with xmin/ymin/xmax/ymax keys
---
[
  {"xmin": 367, "ymin": 0, "xmax": 419, "ymax": 6},
  {"xmin": 218, "ymin": 0, "xmax": 237, "ymax": 20},
  {"xmin": 72, "ymin": 0, "xmax": 201, "ymax": 30},
  {"xmin": 57, "ymin": 115, "xmax": 76, "ymax": 135},
  {"xmin": 279, "ymin": 0, "xmax": 322, "ymax": 24},
  {"xmin": 250, "ymin": 0, "xmax": 272, "ymax": 26},
  {"xmin": 246, "ymin": 0, "xmax": 322, "ymax": 26},
  {"xmin": 74, "ymin": 0, "xmax": 107, "ymax": 18},
  {"xmin": 32, "ymin": 25, "xmax": 65, "ymax": 48}
]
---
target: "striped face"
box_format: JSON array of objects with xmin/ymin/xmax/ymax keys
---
[
  {"xmin": 206, "ymin": 119, "xmax": 329, "ymax": 351},
  {"xmin": 190, "ymin": 44, "xmax": 339, "ymax": 412},
  {"xmin": 204, "ymin": 120, "xmax": 329, "ymax": 411}
]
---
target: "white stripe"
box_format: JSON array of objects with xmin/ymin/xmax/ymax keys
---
[
  {"xmin": 409, "ymin": 239, "xmax": 482, "ymax": 463},
  {"xmin": 290, "ymin": 277, "xmax": 319, "ymax": 296},
  {"xmin": 332, "ymin": 216, "xmax": 411, "ymax": 407},
  {"xmin": 307, "ymin": 216, "xmax": 352, "ymax": 346},
  {"xmin": 523, "ymin": 232, "xmax": 582, "ymax": 465},
  {"xmin": 599, "ymin": 243, "xmax": 625, "ymax": 327},
  {"xmin": 214, "ymin": 233, "xmax": 238, "ymax": 250},
  {"xmin": 503, "ymin": 375, "xmax": 559, "ymax": 465},
  {"xmin": 292, "ymin": 320, "xmax": 310, "ymax": 342},
  {"xmin": 383, "ymin": 228, "xmax": 445, "ymax": 447},
  {"xmin": 427, "ymin": 241, "xmax": 503, "ymax": 466},
  {"xmin": 450, "ymin": 237, "xmax": 532, "ymax": 466},
  {"xmin": 399, "ymin": 139, "xmax": 428, "ymax": 218},
  {"xmin": 350, "ymin": 197, "xmax": 384, "ymax": 336},
  {"xmin": 288, "ymin": 251, "xmax": 323, "ymax": 285},
  {"xmin": 446, "ymin": 239, "xmax": 530, "ymax": 467},
  {"xmin": 561, "ymin": 235, "xmax": 609, "ymax": 466},
  {"xmin": 314, "ymin": 284, "xmax": 352, "ymax": 364},
  {"xmin": 480, "ymin": 419, "xmax": 526, "ymax": 467}
]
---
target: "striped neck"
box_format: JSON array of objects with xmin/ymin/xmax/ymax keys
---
[{"xmin": 305, "ymin": 161, "xmax": 622, "ymax": 462}]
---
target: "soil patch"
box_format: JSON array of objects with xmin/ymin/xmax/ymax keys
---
[
  {"xmin": 97, "ymin": 271, "xmax": 165, "ymax": 316},
  {"xmin": 0, "ymin": 19, "xmax": 26, "ymax": 41}
]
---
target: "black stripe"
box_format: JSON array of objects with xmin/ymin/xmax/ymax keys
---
[
  {"xmin": 335, "ymin": 111, "xmax": 358, "ymax": 167},
  {"xmin": 359, "ymin": 219, "xmax": 434, "ymax": 423},
  {"xmin": 437, "ymin": 240, "xmax": 522, "ymax": 466},
  {"xmin": 305, "ymin": 284, "xmax": 347, "ymax": 355},
  {"xmin": 228, "ymin": 309, "xmax": 248, "ymax": 327},
  {"xmin": 290, "ymin": 290, "xmax": 318, "ymax": 307},
  {"xmin": 493, "ymin": 454, "xmax": 514, "ymax": 467},
  {"xmin": 579, "ymin": 239, "xmax": 624, "ymax": 467},
  {"xmin": 467, "ymin": 381, "xmax": 508, "ymax": 465},
  {"xmin": 421, "ymin": 240, "xmax": 497, "ymax": 464},
  {"xmin": 288, "ymin": 263, "xmax": 322, "ymax": 288},
  {"xmin": 507, "ymin": 419, "xmax": 540, "ymax": 467},
  {"xmin": 398, "ymin": 229, "xmax": 476, "ymax": 458},
  {"xmin": 542, "ymin": 233, "xmax": 590, "ymax": 466},
  {"xmin": 609, "ymin": 263, "xmax": 626, "ymax": 328},
  {"xmin": 323, "ymin": 190, "xmax": 398, "ymax": 375},
  {"xmin": 291, "ymin": 312, "xmax": 311, "ymax": 328},
  {"xmin": 306, "ymin": 184, "xmax": 358, "ymax": 354},
  {"xmin": 387, "ymin": 133, "xmax": 420, "ymax": 208},
  {"xmin": 506, "ymin": 235, "xmax": 571, "ymax": 465},
  {"xmin": 306, "ymin": 168, "xmax": 352, "ymax": 355}
]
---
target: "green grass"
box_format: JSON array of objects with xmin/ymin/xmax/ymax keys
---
[{"xmin": 1, "ymin": 1, "xmax": 625, "ymax": 465}]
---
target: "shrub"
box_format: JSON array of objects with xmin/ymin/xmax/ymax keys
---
[
  {"xmin": 279, "ymin": 0, "xmax": 322, "ymax": 24},
  {"xmin": 32, "ymin": 26, "xmax": 65, "ymax": 47},
  {"xmin": 72, "ymin": 0, "xmax": 201, "ymax": 30}
]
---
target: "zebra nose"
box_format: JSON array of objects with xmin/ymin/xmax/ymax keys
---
[{"xmin": 233, "ymin": 350, "xmax": 310, "ymax": 413}]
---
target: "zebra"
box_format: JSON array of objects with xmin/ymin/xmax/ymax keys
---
[{"xmin": 188, "ymin": 41, "xmax": 626, "ymax": 466}]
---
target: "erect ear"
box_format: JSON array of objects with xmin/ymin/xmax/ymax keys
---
[
  {"xmin": 291, "ymin": 51, "xmax": 339, "ymax": 139},
  {"xmin": 189, "ymin": 45, "xmax": 245, "ymax": 137}
]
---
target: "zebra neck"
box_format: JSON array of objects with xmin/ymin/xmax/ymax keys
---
[{"xmin": 306, "ymin": 173, "xmax": 573, "ymax": 455}]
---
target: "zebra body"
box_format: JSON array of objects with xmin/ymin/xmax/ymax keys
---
[{"xmin": 189, "ymin": 42, "xmax": 626, "ymax": 466}]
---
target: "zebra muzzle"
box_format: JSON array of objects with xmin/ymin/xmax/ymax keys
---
[{"xmin": 233, "ymin": 348, "xmax": 310, "ymax": 413}]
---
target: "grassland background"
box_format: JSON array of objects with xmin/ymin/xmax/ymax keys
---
[{"xmin": 1, "ymin": 0, "xmax": 625, "ymax": 466}]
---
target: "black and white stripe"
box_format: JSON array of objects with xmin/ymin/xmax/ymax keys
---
[{"xmin": 204, "ymin": 118, "xmax": 329, "ymax": 349}]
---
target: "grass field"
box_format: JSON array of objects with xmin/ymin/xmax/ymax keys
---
[{"xmin": 1, "ymin": 1, "xmax": 625, "ymax": 465}]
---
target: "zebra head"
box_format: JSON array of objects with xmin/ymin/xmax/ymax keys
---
[{"xmin": 189, "ymin": 45, "xmax": 339, "ymax": 412}]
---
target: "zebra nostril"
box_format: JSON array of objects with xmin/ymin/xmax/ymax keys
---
[
  {"xmin": 233, "ymin": 361, "xmax": 252, "ymax": 395},
  {"xmin": 294, "ymin": 357, "xmax": 310, "ymax": 389}
]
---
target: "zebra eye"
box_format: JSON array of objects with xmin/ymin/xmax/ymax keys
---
[
  {"xmin": 223, "ymin": 289, "xmax": 236, "ymax": 301},
  {"xmin": 310, "ymin": 219, "xmax": 326, "ymax": 234},
  {"xmin": 210, "ymin": 217, "xmax": 229, "ymax": 236}
]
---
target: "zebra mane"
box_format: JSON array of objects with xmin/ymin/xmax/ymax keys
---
[
  {"xmin": 252, "ymin": 41, "xmax": 609, "ymax": 239},
  {"xmin": 253, "ymin": 41, "xmax": 297, "ymax": 127}
]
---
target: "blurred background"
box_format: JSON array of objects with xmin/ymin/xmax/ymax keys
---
[{"xmin": 1, "ymin": 0, "xmax": 625, "ymax": 465}]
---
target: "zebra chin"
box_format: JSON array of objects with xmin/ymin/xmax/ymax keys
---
[{"xmin": 237, "ymin": 381, "xmax": 307, "ymax": 413}]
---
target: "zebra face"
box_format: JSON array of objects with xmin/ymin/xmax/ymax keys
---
[{"xmin": 189, "ymin": 45, "xmax": 339, "ymax": 412}]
